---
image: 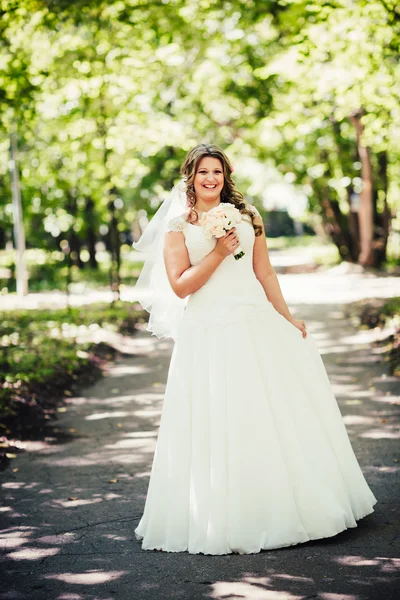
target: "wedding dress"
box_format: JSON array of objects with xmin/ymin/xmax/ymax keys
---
[{"xmin": 134, "ymin": 206, "xmax": 377, "ymax": 555}]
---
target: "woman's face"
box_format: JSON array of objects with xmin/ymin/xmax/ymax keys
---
[{"xmin": 193, "ymin": 156, "xmax": 224, "ymax": 203}]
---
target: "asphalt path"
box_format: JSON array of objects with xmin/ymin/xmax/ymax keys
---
[{"xmin": 1, "ymin": 271, "xmax": 399, "ymax": 600}]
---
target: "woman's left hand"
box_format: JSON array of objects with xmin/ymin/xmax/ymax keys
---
[{"xmin": 289, "ymin": 318, "xmax": 307, "ymax": 338}]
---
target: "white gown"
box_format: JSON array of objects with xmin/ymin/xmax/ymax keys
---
[{"xmin": 134, "ymin": 207, "xmax": 377, "ymax": 555}]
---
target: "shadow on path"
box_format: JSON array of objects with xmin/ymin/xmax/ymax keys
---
[{"xmin": 1, "ymin": 301, "xmax": 399, "ymax": 600}]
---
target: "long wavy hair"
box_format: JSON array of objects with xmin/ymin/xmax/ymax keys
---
[{"xmin": 180, "ymin": 144, "xmax": 263, "ymax": 237}]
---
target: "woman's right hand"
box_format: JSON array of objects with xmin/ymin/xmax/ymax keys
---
[{"xmin": 214, "ymin": 228, "xmax": 240, "ymax": 258}]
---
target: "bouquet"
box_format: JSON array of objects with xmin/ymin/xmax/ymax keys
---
[{"xmin": 199, "ymin": 203, "xmax": 245, "ymax": 260}]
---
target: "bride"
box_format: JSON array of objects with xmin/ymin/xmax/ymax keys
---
[{"xmin": 133, "ymin": 143, "xmax": 377, "ymax": 555}]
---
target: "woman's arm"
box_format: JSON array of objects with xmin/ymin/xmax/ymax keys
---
[
  {"xmin": 252, "ymin": 215, "xmax": 307, "ymax": 337},
  {"xmin": 163, "ymin": 228, "xmax": 239, "ymax": 299}
]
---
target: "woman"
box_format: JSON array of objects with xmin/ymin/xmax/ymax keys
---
[{"xmin": 134, "ymin": 143, "xmax": 377, "ymax": 555}]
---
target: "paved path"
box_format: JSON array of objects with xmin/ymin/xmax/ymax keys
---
[{"xmin": 1, "ymin": 272, "xmax": 399, "ymax": 600}]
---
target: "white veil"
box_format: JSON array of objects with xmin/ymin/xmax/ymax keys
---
[{"xmin": 132, "ymin": 179, "xmax": 189, "ymax": 341}]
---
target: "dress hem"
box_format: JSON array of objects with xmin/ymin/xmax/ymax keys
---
[{"xmin": 134, "ymin": 502, "xmax": 376, "ymax": 555}]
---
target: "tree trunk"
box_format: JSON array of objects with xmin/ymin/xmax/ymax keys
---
[
  {"xmin": 345, "ymin": 187, "xmax": 360, "ymax": 262},
  {"xmin": 314, "ymin": 153, "xmax": 355, "ymax": 261},
  {"xmin": 10, "ymin": 129, "xmax": 28, "ymax": 296},
  {"xmin": 377, "ymin": 151, "xmax": 391, "ymax": 264},
  {"xmin": 330, "ymin": 118, "xmax": 360, "ymax": 262},
  {"xmin": 85, "ymin": 197, "xmax": 98, "ymax": 269},
  {"xmin": 108, "ymin": 195, "xmax": 121, "ymax": 302},
  {"xmin": 349, "ymin": 110, "xmax": 374, "ymax": 266},
  {"xmin": 66, "ymin": 191, "xmax": 84, "ymax": 269},
  {"xmin": 314, "ymin": 179, "xmax": 353, "ymax": 260}
]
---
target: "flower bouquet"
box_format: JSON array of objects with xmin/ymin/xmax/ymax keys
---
[{"xmin": 199, "ymin": 203, "xmax": 245, "ymax": 260}]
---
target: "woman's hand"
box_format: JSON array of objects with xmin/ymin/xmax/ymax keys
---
[
  {"xmin": 214, "ymin": 228, "xmax": 240, "ymax": 258},
  {"xmin": 289, "ymin": 318, "xmax": 308, "ymax": 339}
]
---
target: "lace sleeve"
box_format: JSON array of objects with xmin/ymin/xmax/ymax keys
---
[
  {"xmin": 247, "ymin": 204, "xmax": 261, "ymax": 218},
  {"xmin": 166, "ymin": 215, "xmax": 188, "ymax": 232}
]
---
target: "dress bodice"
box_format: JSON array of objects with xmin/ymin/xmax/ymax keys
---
[{"xmin": 168, "ymin": 207, "xmax": 269, "ymax": 324}]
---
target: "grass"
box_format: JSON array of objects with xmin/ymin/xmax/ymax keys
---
[
  {"xmin": 0, "ymin": 248, "xmax": 144, "ymax": 293},
  {"xmin": 0, "ymin": 302, "xmax": 148, "ymax": 463}
]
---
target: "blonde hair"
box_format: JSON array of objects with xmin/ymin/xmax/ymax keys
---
[{"xmin": 180, "ymin": 144, "xmax": 262, "ymax": 236}]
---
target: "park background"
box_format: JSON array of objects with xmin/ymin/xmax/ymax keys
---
[{"xmin": 1, "ymin": 2, "xmax": 400, "ymax": 599}]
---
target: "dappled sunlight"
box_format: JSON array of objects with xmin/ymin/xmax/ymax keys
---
[
  {"xmin": 2, "ymin": 481, "xmax": 31, "ymax": 490},
  {"xmin": 35, "ymin": 533, "xmax": 79, "ymax": 545},
  {"xmin": 4, "ymin": 536, "xmax": 43, "ymax": 550},
  {"xmin": 274, "ymin": 574, "xmax": 314, "ymax": 584},
  {"xmin": 124, "ymin": 430, "xmax": 157, "ymax": 438},
  {"xmin": 346, "ymin": 389, "xmax": 373, "ymax": 399},
  {"xmin": 104, "ymin": 437, "xmax": 156, "ymax": 450},
  {"xmin": 344, "ymin": 399, "xmax": 363, "ymax": 406},
  {"xmin": 133, "ymin": 409, "xmax": 161, "ymax": 419},
  {"xmin": 319, "ymin": 344, "xmax": 351, "ymax": 355},
  {"xmin": 134, "ymin": 469, "xmax": 152, "ymax": 478},
  {"xmin": 71, "ymin": 388, "xmax": 164, "ymax": 408},
  {"xmin": 319, "ymin": 594, "xmax": 358, "ymax": 600},
  {"xmin": 342, "ymin": 414, "xmax": 378, "ymax": 426},
  {"xmin": 341, "ymin": 329, "xmax": 391, "ymax": 346},
  {"xmin": 85, "ymin": 410, "xmax": 131, "ymax": 421},
  {"xmin": 44, "ymin": 441, "xmax": 156, "ymax": 466},
  {"xmin": 360, "ymin": 429, "xmax": 400, "ymax": 440},
  {"xmin": 281, "ymin": 273, "xmax": 400, "ymax": 306},
  {"xmin": 7, "ymin": 546, "xmax": 60, "ymax": 560},
  {"xmin": 326, "ymin": 311, "xmax": 346, "ymax": 320},
  {"xmin": 45, "ymin": 570, "xmax": 128, "ymax": 584},
  {"xmin": 330, "ymin": 383, "xmax": 361, "ymax": 397},
  {"xmin": 370, "ymin": 395, "xmax": 400, "ymax": 406},
  {"xmin": 134, "ymin": 392, "xmax": 165, "ymax": 404},
  {"xmin": 334, "ymin": 555, "xmax": 399, "ymax": 572},
  {"xmin": 0, "ymin": 509, "xmax": 27, "ymax": 519},
  {"xmin": 364, "ymin": 465, "xmax": 399, "ymax": 475},
  {"xmin": 332, "ymin": 365, "xmax": 365, "ymax": 375},
  {"xmin": 333, "ymin": 374, "xmax": 365, "ymax": 384},
  {"xmin": 0, "ymin": 527, "xmax": 34, "ymax": 549},
  {"xmin": 109, "ymin": 364, "xmax": 152, "ymax": 376},
  {"xmin": 203, "ymin": 549, "xmax": 399, "ymax": 600},
  {"xmin": 44, "ymin": 455, "xmax": 98, "ymax": 466},
  {"xmin": 53, "ymin": 497, "xmax": 104, "ymax": 508},
  {"xmin": 81, "ymin": 393, "xmax": 137, "ymax": 406},
  {"xmin": 209, "ymin": 578, "xmax": 302, "ymax": 600},
  {"xmin": 103, "ymin": 533, "xmax": 130, "ymax": 541}
]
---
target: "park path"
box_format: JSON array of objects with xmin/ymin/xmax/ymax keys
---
[{"xmin": 1, "ymin": 270, "xmax": 399, "ymax": 600}]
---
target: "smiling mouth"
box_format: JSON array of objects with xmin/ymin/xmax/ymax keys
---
[{"xmin": 203, "ymin": 184, "xmax": 217, "ymax": 189}]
